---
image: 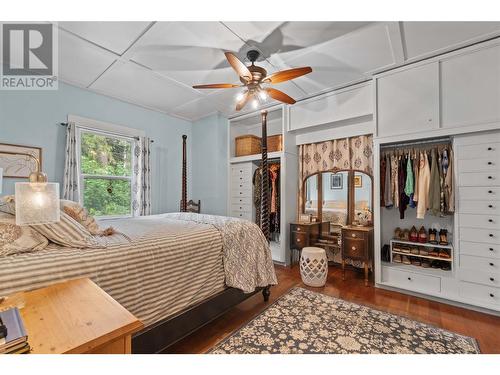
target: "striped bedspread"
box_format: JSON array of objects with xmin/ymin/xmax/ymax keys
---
[{"xmin": 0, "ymin": 213, "xmax": 277, "ymax": 326}]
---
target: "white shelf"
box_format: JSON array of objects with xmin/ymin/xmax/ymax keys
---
[
  {"xmin": 392, "ymin": 249, "xmax": 453, "ymax": 262},
  {"xmin": 382, "ymin": 261, "xmax": 453, "ymax": 277},
  {"xmin": 390, "ymin": 238, "xmax": 453, "ymax": 250},
  {"xmin": 229, "ymin": 151, "xmax": 283, "ymax": 164}
]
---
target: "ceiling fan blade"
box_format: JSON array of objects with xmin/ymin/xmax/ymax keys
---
[
  {"xmin": 225, "ymin": 52, "xmax": 252, "ymax": 82},
  {"xmin": 236, "ymin": 91, "xmax": 250, "ymax": 111},
  {"xmin": 262, "ymin": 66, "xmax": 312, "ymax": 84},
  {"xmin": 192, "ymin": 83, "xmax": 240, "ymax": 89},
  {"xmin": 265, "ymin": 88, "xmax": 296, "ymax": 104}
]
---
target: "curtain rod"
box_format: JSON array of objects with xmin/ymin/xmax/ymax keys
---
[
  {"xmin": 58, "ymin": 122, "xmax": 154, "ymax": 143},
  {"xmin": 380, "ymin": 137, "xmax": 451, "ymax": 150}
]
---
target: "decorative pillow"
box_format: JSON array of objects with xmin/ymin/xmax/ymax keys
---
[
  {"xmin": 0, "ymin": 195, "xmax": 16, "ymax": 215},
  {"xmin": 60, "ymin": 200, "xmax": 115, "ymax": 236},
  {"xmin": 0, "ymin": 212, "xmax": 49, "ymax": 256}
]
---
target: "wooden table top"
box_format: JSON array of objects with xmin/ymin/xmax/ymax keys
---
[{"xmin": 1, "ymin": 278, "xmax": 143, "ymax": 354}]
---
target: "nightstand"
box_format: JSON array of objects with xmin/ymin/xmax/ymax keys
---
[
  {"xmin": 341, "ymin": 226, "xmax": 374, "ymax": 286},
  {"xmin": 1, "ymin": 278, "xmax": 143, "ymax": 354}
]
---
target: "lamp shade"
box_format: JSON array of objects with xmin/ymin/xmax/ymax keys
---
[
  {"xmin": 15, "ymin": 182, "xmax": 60, "ymax": 226},
  {"xmin": 0, "ymin": 167, "xmax": 3, "ymax": 194}
]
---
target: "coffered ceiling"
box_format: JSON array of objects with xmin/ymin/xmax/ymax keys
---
[{"xmin": 20, "ymin": 22, "xmax": 500, "ymax": 120}]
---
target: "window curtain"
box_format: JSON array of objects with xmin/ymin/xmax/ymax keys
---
[
  {"xmin": 133, "ymin": 137, "xmax": 152, "ymax": 216},
  {"xmin": 298, "ymin": 134, "xmax": 373, "ymax": 215},
  {"xmin": 62, "ymin": 122, "xmax": 80, "ymax": 202}
]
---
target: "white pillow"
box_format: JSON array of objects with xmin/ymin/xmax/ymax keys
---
[{"xmin": 0, "ymin": 212, "xmax": 49, "ymax": 256}]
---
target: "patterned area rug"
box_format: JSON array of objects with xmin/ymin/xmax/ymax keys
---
[{"xmin": 210, "ymin": 287, "xmax": 479, "ymax": 354}]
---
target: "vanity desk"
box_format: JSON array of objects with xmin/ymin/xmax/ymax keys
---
[
  {"xmin": 341, "ymin": 225, "xmax": 374, "ymax": 286},
  {"xmin": 290, "ymin": 221, "xmax": 330, "ymax": 265}
]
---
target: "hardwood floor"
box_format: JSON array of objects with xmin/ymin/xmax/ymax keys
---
[{"xmin": 167, "ymin": 264, "xmax": 500, "ymax": 354}]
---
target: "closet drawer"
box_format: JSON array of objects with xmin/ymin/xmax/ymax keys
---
[
  {"xmin": 291, "ymin": 231, "xmax": 309, "ymax": 249},
  {"xmin": 459, "ymin": 214, "xmax": 499, "ymax": 229},
  {"xmin": 343, "ymin": 238, "xmax": 367, "ymax": 259},
  {"xmin": 460, "ymin": 268, "xmax": 500, "ymax": 288},
  {"xmin": 458, "ymin": 158, "xmax": 500, "ymax": 173},
  {"xmin": 231, "ymin": 180, "xmax": 252, "ymax": 190},
  {"xmin": 460, "ymin": 241, "xmax": 500, "ymax": 259},
  {"xmin": 457, "ymin": 142, "xmax": 500, "ymax": 160},
  {"xmin": 460, "ymin": 227, "xmax": 500, "ymax": 244},
  {"xmin": 459, "ymin": 200, "xmax": 500, "ymax": 216},
  {"xmin": 459, "ymin": 171, "xmax": 500, "ymax": 187},
  {"xmin": 460, "ymin": 254, "xmax": 500, "ymax": 273},
  {"xmin": 230, "ymin": 188, "xmax": 252, "ymax": 198},
  {"xmin": 231, "ymin": 166, "xmax": 253, "ymax": 178},
  {"xmin": 231, "ymin": 196, "xmax": 252, "ymax": 205},
  {"xmin": 459, "ymin": 281, "xmax": 500, "ymax": 308},
  {"xmin": 230, "ymin": 211, "xmax": 252, "ymax": 220},
  {"xmin": 382, "ymin": 267, "xmax": 441, "ymax": 294},
  {"xmin": 459, "ymin": 186, "xmax": 500, "ymax": 201},
  {"xmin": 230, "ymin": 203, "xmax": 252, "ymax": 212}
]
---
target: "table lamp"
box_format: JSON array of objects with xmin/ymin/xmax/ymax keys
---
[{"xmin": 0, "ymin": 151, "xmax": 60, "ymax": 226}]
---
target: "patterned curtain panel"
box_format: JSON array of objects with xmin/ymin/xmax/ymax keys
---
[
  {"xmin": 132, "ymin": 137, "xmax": 152, "ymax": 216},
  {"xmin": 62, "ymin": 122, "xmax": 80, "ymax": 202},
  {"xmin": 298, "ymin": 134, "xmax": 373, "ymax": 215}
]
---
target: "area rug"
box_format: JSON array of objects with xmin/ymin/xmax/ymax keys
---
[{"xmin": 209, "ymin": 287, "xmax": 480, "ymax": 354}]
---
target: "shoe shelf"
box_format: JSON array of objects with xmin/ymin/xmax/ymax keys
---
[
  {"xmin": 390, "ymin": 239, "xmax": 453, "ymax": 250},
  {"xmin": 391, "ymin": 249, "xmax": 453, "ymax": 262}
]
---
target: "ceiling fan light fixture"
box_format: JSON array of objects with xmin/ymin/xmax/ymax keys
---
[
  {"xmin": 258, "ymin": 90, "xmax": 268, "ymax": 101},
  {"xmin": 235, "ymin": 91, "xmax": 245, "ymax": 102},
  {"xmin": 251, "ymin": 98, "xmax": 259, "ymax": 109}
]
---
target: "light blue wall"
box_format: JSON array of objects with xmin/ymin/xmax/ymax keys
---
[
  {"xmin": 0, "ymin": 82, "xmax": 192, "ymax": 214},
  {"xmin": 191, "ymin": 113, "xmax": 228, "ymax": 216}
]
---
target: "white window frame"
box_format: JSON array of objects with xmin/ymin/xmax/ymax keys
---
[{"xmin": 70, "ymin": 115, "xmax": 144, "ymax": 220}]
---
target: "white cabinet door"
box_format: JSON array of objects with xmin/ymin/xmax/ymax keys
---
[
  {"xmin": 377, "ymin": 62, "xmax": 439, "ymax": 138},
  {"xmin": 441, "ymin": 44, "xmax": 500, "ymax": 129}
]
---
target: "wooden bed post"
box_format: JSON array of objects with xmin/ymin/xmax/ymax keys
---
[
  {"xmin": 260, "ymin": 110, "xmax": 270, "ymax": 241},
  {"xmin": 181, "ymin": 135, "xmax": 187, "ymax": 212}
]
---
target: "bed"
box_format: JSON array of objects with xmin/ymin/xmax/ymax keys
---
[{"xmin": 0, "ymin": 212, "xmax": 277, "ymax": 352}]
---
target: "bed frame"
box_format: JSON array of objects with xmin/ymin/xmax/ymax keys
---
[{"xmin": 131, "ymin": 134, "xmax": 271, "ymax": 353}]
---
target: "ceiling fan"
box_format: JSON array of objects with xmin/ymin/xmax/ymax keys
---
[{"xmin": 192, "ymin": 49, "xmax": 312, "ymax": 111}]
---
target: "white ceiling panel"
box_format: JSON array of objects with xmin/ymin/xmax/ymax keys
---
[
  {"xmin": 402, "ymin": 22, "xmax": 500, "ymax": 61},
  {"xmin": 90, "ymin": 61, "xmax": 201, "ymax": 113},
  {"xmin": 59, "ymin": 22, "xmax": 151, "ymax": 55},
  {"xmin": 128, "ymin": 22, "xmax": 244, "ymax": 71},
  {"xmin": 58, "ymin": 30, "xmax": 117, "ymax": 88},
  {"xmin": 171, "ymin": 97, "xmax": 219, "ymax": 120}
]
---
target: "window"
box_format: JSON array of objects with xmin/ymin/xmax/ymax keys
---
[{"xmin": 78, "ymin": 129, "xmax": 134, "ymax": 217}]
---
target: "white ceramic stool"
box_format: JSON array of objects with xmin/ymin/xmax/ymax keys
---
[{"xmin": 300, "ymin": 247, "xmax": 328, "ymax": 287}]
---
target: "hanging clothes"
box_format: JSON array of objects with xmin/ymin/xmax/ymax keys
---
[
  {"xmin": 428, "ymin": 149, "xmax": 441, "ymax": 216},
  {"xmin": 384, "ymin": 154, "xmax": 393, "ymax": 208},
  {"xmin": 390, "ymin": 154, "xmax": 399, "ymax": 208},
  {"xmin": 444, "ymin": 148, "xmax": 455, "ymax": 213},
  {"xmin": 405, "ymin": 154, "xmax": 415, "ymax": 208},
  {"xmin": 438, "ymin": 148, "xmax": 446, "ymax": 216},
  {"xmin": 413, "ymin": 153, "xmax": 420, "ymax": 203},
  {"xmin": 417, "ymin": 151, "xmax": 431, "ymax": 219},
  {"xmin": 380, "ymin": 156, "xmax": 386, "ymax": 207},
  {"xmin": 398, "ymin": 155, "xmax": 409, "ymax": 219},
  {"xmin": 253, "ymin": 164, "xmax": 280, "ymax": 235}
]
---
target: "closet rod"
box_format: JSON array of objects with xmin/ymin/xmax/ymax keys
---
[{"xmin": 380, "ymin": 137, "xmax": 451, "ymax": 150}]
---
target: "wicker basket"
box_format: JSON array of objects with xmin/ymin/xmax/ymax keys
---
[
  {"xmin": 267, "ymin": 134, "xmax": 283, "ymax": 153},
  {"xmin": 235, "ymin": 135, "xmax": 261, "ymax": 157}
]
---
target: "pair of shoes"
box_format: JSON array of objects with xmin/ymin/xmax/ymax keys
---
[
  {"xmin": 411, "ymin": 258, "xmax": 421, "ymax": 266},
  {"xmin": 441, "ymin": 262, "xmax": 451, "ymax": 271},
  {"xmin": 421, "ymin": 260, "xmax": 431, "ymax": 268},
  {"xmin": 410, "ymin": 247, "xmax": 419, "ymax": 255},
  {"xmin": 393, "ymin": 254, "xmax": 402, "ymax": 263},
  {"xmin": 402, "ymin": 256, "xmax": 411, "ymax": 265},
  {"xmin": 429, "ymin": 248, "xmax": 439, "ymax": 257},
  {"xmin": 418, "ymin": 226, "xmax": 427, "ymax": 243},
  {"xmin": 409, "ymin": 226, "xmax": 418, "ymax": 242},
  {"xmin": 401, "ymin": 229, "xmax": 410, "ymax": 241},
  {"xmin": 430, "ymin": 260, "xmax": 441, "ymax": 269},
  {"xmin": 394, "ymin": 227, "xmax": 402, "ymax": 239},
  {"xmin": 400, "ymin": 246, "xmax": 410, "ymax": 254},
  {"xmin": 439, "ymin": 229, "xmax": 449, "ymax": 246},
  {"xmin": 428, "ymin": 229, "xmax": 438, "ymax": 244},
  {"xmin": 419, "ymin": 248, "xmax": 429, "ymax": 256},
  {"xmin": 439, "ymin": 249, "xmax": 451, "ymax": 259}
]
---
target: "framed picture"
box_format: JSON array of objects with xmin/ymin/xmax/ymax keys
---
[
  {"xmin": 330, "ymin": 174, "xmax": 343, "ymax": 189},
  {"xmin": 354, "ymin": 175, "xmax": 363, "ymax": 188},
  {"xmin": 0, "ymin": 143, "xmax": 42, "ymax": 178}
]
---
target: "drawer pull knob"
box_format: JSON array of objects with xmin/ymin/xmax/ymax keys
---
[
  {"xmin": 239, "ymin": 192, "xmax": 242, "ymax": 195},
  {"xmin": 490, "ymin": 277, "xmax": 495, "ymax": 282},
  {"xmin": 351, "ymin": 234, "xmax": 356, "ymax": 238},
  {"xmin": 488, "ymin": 147, "xmax": 492, "ymax": 151},
  {"xmin": 490, "ymin": 248, "xmax": 494, "ymax": 251},
  {"xmin": 489, "ymin": 205, "xmax": 493, "ymax": 208},
  {"xmin": 351, "ymin": 246, "xmax": 356, "ymax": 251},
  {"xmin": 297, "ymin": 239, "xmax": 301, "ymax": 242},
  {"xmin": 490, "ymin": 293, "xmax": 495, "ymax": 298},
  {"xmin": 489, "ymin": 190, "xmax": 493, "ymax": 194},
  {"xmin": 488, "ymin": 162, "xmax": 493, "ymax": 165},
  {"xmin": 489, "ymin": 219, "xmax": 493, "ymax": 223},
  {"xmin": 407, "ymin": 277, "xmax": 412, "ymax": 281},
  {"xmin": 489, "ymin": 234, "xmax": 494, "ymax": 237},
  {"xmin": 488, "ymin": 176, "xmax": 493, "ymax": 179},
  {"xmin": 489, "ymin": 262, "xmax": 495, "ymax": 266}
]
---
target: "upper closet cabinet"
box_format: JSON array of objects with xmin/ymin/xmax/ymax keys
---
[
  {"xmin": 440, "ymin": 44, "xmax": 500, "ymax": 129},
  {"xmin": 376, "ymin": 62, "xmax": 439, "ymax": 138}
]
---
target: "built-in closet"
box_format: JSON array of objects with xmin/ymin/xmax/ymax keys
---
[{"xmin": 227, "ymin": 105, "xmax": 297, "ymax": 264}]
